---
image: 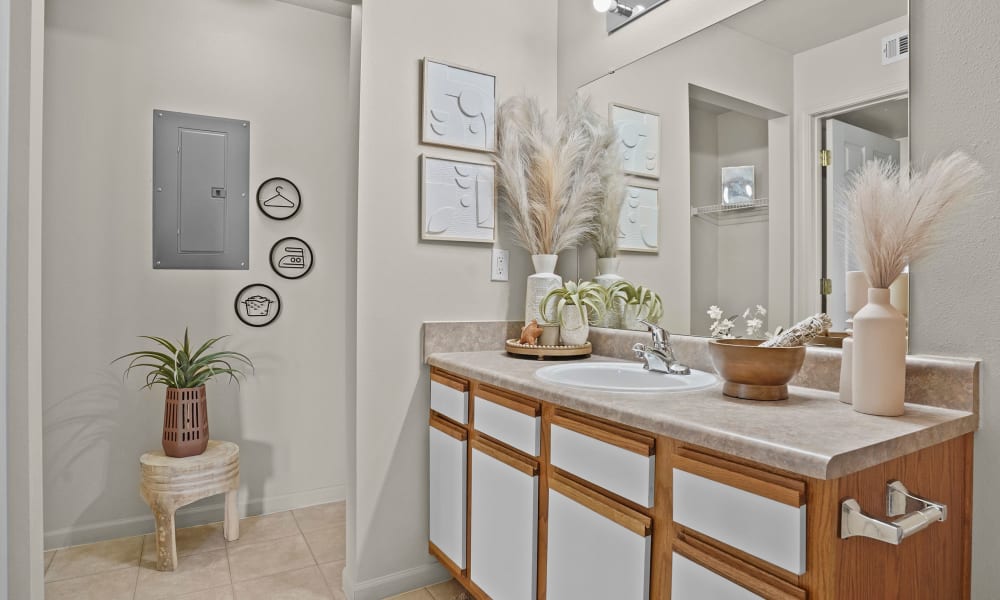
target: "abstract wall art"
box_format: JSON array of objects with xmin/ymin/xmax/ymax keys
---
[
  {"xmin": 421, "ymin": 155, "xmax": 496, "ymax": 243},
  {"xmin": 422, "ymin": 58, "xmax": 496, "ymax": 152},
  {"xmin": 618, "ymin": 184, "xmax": 659, "ymax": 253},
  {"xmin": 610, "ymin": 103, "xmax": 660, "ymax": 179}
]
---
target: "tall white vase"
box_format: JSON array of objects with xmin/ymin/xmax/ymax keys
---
[
  {"xmin": 839, "ymin": 270, "xmax": 869, "ymax": 405},
  {"xmin": 852, "ymin": 288, "xmax": 907, "ymax": 416},
  {"xmin": 594, "ymin": 257, "xmax": 624, "ymax": 328},
  {"xmin": 525, "ymin": 254, "xmax": 563, "ymax": 325}
]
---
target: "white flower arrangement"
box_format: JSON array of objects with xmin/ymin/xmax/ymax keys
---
[{"xmin": 708, "ymin": 304, "xmax": 772, "ymax": 339}]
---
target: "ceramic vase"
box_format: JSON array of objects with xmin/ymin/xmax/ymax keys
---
[
  {"xmin": 560, "ymin": 305, "xmax": 590, "ymax": 346},
  {"xmin": 839, "ymin": 270, "xmax": 869, "ymax": 405},
  {"xmin": 852, "ymin": 288, "xmax": 907, "ymax": 416},
  {"xmin": 622, "ymin": 303, "xmax": 651, "ymax": 331},
  {"xmin": 838, "ymin": 337, "xmax": 853, "ymax": 404},
  {"xmin": 525, "ymin": 254, "xmax": 562, "ymax": 325},
  {"xmin": 594, "ymin": 257, "xmax": 624, "ymax": 328}
]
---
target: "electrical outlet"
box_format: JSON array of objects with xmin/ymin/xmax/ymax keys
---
[{"xmin": 491, "ymin": 248, "xmax": 510, "ymax": 282}]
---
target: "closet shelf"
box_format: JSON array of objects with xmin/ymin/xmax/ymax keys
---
[{"xmin": 691, "ymin": 198, "xmax": 769, "ymax": 225}]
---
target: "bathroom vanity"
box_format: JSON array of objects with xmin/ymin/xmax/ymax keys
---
[{"xmin": 424, "ymin": 326, "xmax": 978, "ymax": 600}]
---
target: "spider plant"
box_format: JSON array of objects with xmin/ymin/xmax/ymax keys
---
[
  {"xmin": 608, "ymin": 280, "xmax": 663, "ymax": 326},
  {"xmin": 114, "ymin": 328, "xmax": 254, "ymax": 390},
  {"xmin": 541, "ymin": 280, "xmax": 610, "ymax": 326}
]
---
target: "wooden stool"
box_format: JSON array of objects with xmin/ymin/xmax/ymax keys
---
[{"xmin": 139, "ymin": 440, "xmax": 240, "ymax": 571}]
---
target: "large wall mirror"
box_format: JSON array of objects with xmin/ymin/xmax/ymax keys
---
[{"xmin": 578, "ymin": 0, "xmax": 909, "ymax": 338}]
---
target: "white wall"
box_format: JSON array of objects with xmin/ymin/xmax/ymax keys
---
[
  {"xmin": 909, "ymin": 1, "xmax": 1000, "ymax": 596},
  {"xmin": 6, "ymin": 0, "xmax": 45, "ymax": 595},
  {"xmin": 689, "ymin": 105, "xmax": 720, "ymax": 334},
  {"xmin": 42, "ymin": 0, "xmax": 352, "ymax": 548},
  {"xmin": 556, "ymin": 0, "xmax": 763, "ymax": 100},
  {"xmin": 577, "ymin": 24, "xmax": 792, "ymax": 333},
  {"xmin": 350, "ymin": 1, "xmax": 557, "ymax": 597}
]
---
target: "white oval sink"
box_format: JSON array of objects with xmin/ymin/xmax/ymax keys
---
[{"xmin": 535, "ymin": 362, "xmax": 717, "ymax": 393}]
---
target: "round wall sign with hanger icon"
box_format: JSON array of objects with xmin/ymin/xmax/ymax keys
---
[
  {"xmin": 234, "ymin": 283, "xmax": 282, "ymax": 327},
  {"xmin": 269, "ymin": 237, "xmax": 314, "ymax": 279},
  {"xmin": 256, "ymin": 177, "xmax": 301, "ymax": 220}
]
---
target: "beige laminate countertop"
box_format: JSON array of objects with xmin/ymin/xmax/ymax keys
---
[{"xmin": 426, "ymin": 351, "xmax": 978, "ymax": 480}]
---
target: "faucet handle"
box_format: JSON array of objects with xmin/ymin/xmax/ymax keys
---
[{"xmin": 639, "ymin": 319, "xmax": 667, "ymax": 348}]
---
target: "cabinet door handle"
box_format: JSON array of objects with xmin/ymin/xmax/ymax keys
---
[{"xmin": 840, "ymin": 480, "xmax": 947, "ymax": 545}]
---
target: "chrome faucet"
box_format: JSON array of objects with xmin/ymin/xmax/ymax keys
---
[{"xmin": 632, "ymin": 320, "xmax": 691, "ymax": 375}]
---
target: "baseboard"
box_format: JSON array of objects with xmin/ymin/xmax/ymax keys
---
[
  {"xmin": 347, "ymin": 561, "xmax": 450, "ymax": 600},
  {"xmin": 44, "ymin": 484, "xmax": 346, "ymax": 550}
]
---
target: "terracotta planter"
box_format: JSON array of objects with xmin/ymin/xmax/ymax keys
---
[{"xmin": 163, "ymin": 386, "xmax": 209, "ymax": 458}]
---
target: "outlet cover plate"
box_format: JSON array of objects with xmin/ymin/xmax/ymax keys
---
[{"xmin": 491, "ymin": 248, "xmax": 509, "ymax": 282}]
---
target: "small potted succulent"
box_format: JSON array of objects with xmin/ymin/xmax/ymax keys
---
[
  {"xmin": 114, "ymin": 329, "xmax": 254, "ymax": 458},
  {"xmin": 541, "ymin": 281, "xmax": 610, "ymax": 346},
  {"xmin": 608, "ymin": 281, "xmax": 663, "ymax": 330}
]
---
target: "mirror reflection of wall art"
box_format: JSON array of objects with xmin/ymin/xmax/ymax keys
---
[
  {"xmin": 421, "ymin": 155, "xmax": 496, "ymax": 243},
  {"xmin": 610, "ymin": 103, "xmax": 660, "ymax": 179},
  {"xmin": 257, "ymin": 177, "xmax": 301, "ymax": 220},
  {"xmin": 421, "ymin": 58, "xmax": 496, "ymax": 152},
  {"xmin": 721, "ymin": 166, "xmax": 755, "ymax": 205},
  {"xmin": 234, "ymin": 283, "xmax": 281, "ymax": 327},
  {"xmin": 618, "ymin": 185, "xmax": 659, "ymax": 253},
  {"xmin": 269, "ymin": 237, "xmax": 314, "ymax": 280}
]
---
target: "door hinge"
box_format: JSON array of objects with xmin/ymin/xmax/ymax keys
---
[
  {"xmin": 820, "ymin": 149, "xmax": 832, "ymax": 167},
  {"xmin": 821, "ymin": 278, "xmax": 833, "ymax": 295}
]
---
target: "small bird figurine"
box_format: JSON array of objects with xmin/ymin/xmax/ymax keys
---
[{"xmin": 519, "ymin": 319, "xmax": 545, "ymax": 345}]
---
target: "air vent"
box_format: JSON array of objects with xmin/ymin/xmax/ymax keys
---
[{"xmin": 882, "ymin": 31, "xmax": 909, "ymax": 65}]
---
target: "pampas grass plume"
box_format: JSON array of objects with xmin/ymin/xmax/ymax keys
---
[{"xmin": 846, "ymin": 151, "xmax": 985, "ymax": 289}]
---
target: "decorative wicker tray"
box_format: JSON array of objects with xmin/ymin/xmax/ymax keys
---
[{"xmin": 505, "ymin": 339, "xmax": 592, "ymax": 361}]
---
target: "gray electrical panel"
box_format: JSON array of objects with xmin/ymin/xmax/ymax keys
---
[{"xmin": 153, "ymin": 110, "xmax": 250, "ymax": 269}]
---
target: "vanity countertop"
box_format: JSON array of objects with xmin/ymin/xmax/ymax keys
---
[{"xmin": 426, "ymin": 350, "xmax": 977, "ymax": 480}]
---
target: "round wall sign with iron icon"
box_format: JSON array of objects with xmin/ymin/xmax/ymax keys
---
[
  {"xmin": 269, "ymin": 237, "xmax": 314, "ymax": 279},
  {"xmin": 234, "ymin": 283, "xmax": 282, "ymax": 327},
  {"xmin": 256, "ymin": 177, "xmax": 301, "ymax": 220}
]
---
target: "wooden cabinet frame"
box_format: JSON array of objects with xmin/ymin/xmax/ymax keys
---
[{"xmin": 430, "ymin": 374, "xmax": 975, "ymax": 600}]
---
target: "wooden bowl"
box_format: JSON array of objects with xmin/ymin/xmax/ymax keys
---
[{"xmin": 707, "ymin": 339, "xmax": 806, "ymax": 401}]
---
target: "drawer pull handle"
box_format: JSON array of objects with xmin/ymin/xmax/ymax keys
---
[{"xmin": 840, "ymin": 480, "xmax": 947, "ymax": 545}]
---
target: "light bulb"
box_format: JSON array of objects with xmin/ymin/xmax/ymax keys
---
[{"xmin": 593, "ymin": 0, "xmax": 617, "ymax": 12}]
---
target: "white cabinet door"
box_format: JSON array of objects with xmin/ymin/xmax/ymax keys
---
[
  {"xmin": 546, "ymin": 474, "xmax": 651, "ymax": 600},
  {"xmin": 671, "ymin": 552, "xmax": 764, "ymax": 600},
  {"xmin": 429, "ymin": 416, "xmax": 467, "ymax": 571},
  {"xmin": 470, "ymin": 439, "xmax": 538, "ymax": 600}
]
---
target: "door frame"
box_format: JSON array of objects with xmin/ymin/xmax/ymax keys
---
[{"xmin": 793, "ymin": 86, "xmax": 909, "ymax": 321}]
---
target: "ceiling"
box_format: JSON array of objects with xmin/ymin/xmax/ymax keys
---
[
  {"xmin": 833, "ymin": 98, "xmax": 910, "ymax": 139},
  {"xmin": 722, "ymin": 0, "xmax": 907, "ymax": 54},
  {"xmin": 275, "ymin": 0, "xmax": 352, "ymax": 17}
]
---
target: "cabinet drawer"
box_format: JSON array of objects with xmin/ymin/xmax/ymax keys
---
[
  {"xmin": 470, "ymin": 436, "xmax": 539, "ymax": 600},
  {"xmin": 671, "ymin": 534, "xmax": 806, "ymax": 600},
  {"xmin": 672, "ymin": 553, "xmax": 764, "ymax": 600},
  {"xmin": 474, "ymin": 386, "xmax": 541, "ymax": 456},
  {"xmin": 546, "ymin": 472, "xmax": 651, "ymax": 600},
  {"xmin": 431, "ymin": 370, "xmax": 469, "ymax": 425},
  {"xmin": 549, "ymin": 413, "xmax": 655, "ymax": 507},
  {"xmin": 672, "ymin": 450, "xmax": 806, "ymax": 575},
  {"xmin": 429, "ymin": 414, "xmax": 467, "ymax": 573}
]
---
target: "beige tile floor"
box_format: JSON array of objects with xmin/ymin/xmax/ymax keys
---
[{"xmin": 43, "ymin": 501, "xmax": 468, "ymax": 600}]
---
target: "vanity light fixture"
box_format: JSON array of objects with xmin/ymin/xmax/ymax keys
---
[{"xmin": 593, "ymin": 0, "xmax": 645, "ymax": 18}]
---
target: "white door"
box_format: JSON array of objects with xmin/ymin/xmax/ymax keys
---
[
  {"xmin": 546, "ymin": 485, "xmax": 650, "ymax": 600},
  {"xmin": 429, "ymin": 421, "xmax": 467, "ymax": 571},
  {"xmin": 825, "ymin": 119, "xmax": 900, "ymax": 329},
  {"xmin": 470, "ymin": 442, "xmax": 538, "ymax": 600}
]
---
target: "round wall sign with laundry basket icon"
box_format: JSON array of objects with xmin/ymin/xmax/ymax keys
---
[
  {"xmin": 234, "ymin": 283, "xmax": 281, "ymax": 327},
  {"xmin": 269, "ymin": 237, "xmax": 313, "ymax": 279}
]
